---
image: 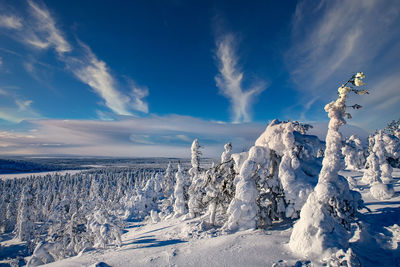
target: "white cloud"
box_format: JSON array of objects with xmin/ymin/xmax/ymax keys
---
[
  {"xmin": 0, "ymin": 115, "xmax": 266, "ymax": 157},
  {"xmin": 25, "ymin": 1, "xmax": 149, "ymax": 116},
  {"xmin": 0, "ymin": 57, "xmax": 2, "ymax": 68},
  {"xmin": 15, "ymin": 99, "xmax": 33, "ymax": 111},
  {"xmin": 25, "ymin": 35, "xmax": 51, "ymax": 50},
  {"xmin": 287, "ymin": 0, "xmax": 400, "ymax": 130},
  {"xmin": 0, "ymin": 15, "xmax": 22, "ymax": 29},
  {"xmin": 299, "ymin": 96, "xmax": 318, "ymax": 121},
  {"xmin": 215, "ymin": 34, "xmax": 267, "ymax": 123},
  {"xmin": 68, "ymin": 43, "xmax": 141, "ymax": 116},
  {"xmin": 1, "ymin": 1, "xmax": 149, "ymax": 116},
  {"xmin": 130, "ymin": 84, "xmax": 149, "ymax": 114},
  {"xmin": 0, "ymin": 87, "xmax": 40, "ymax": 123},
  {"xmin": 0, "ymin": 115, "xmax": 369, "ymax": 157},
  {"xmin": 0, "ymin": 101, "xmax": 40, "ymax": 123},
  {"xmin": 26, "ymin": 0, "xmax": 71, "ymax": 54}
]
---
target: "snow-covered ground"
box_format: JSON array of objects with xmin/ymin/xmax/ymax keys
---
[{"xmin": 35, "ymin": 169, "xmax": 400, "ymax": 267}]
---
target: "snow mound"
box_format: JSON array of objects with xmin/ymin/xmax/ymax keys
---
[{"xmin": 370, "ymin": 182, "xmax": 394, "ymax": 200}]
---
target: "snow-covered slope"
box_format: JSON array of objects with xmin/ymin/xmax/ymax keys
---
[
  {"xmin": 44, "ymin": 218, "xmax": 300, "ymax": 267},
  {"xmin": 40, "ymin": 169, "xmax": 400, "ymax": 267}
]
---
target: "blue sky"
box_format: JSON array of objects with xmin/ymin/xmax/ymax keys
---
[{"xmin": 0, "ymin": 0, "xmax": 399, "ymax": 157}]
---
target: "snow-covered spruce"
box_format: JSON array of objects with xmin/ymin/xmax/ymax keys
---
[
  {"xmin": 224, "ymin": 146, "xmax": 269, "ymax": 231},
  {"xmin": 17, "ymin": 185, "xmax": 36, "ymax": 248},
  {"xmin": 362, "ymin": 131, "xmax": 397, "ymax": 200},
  {"xmin": 173, "ymin": 163, "xmax": 188, "ymax": 218},
  {"xmin": 289, "ymin": 73, "xmax": 367, "ymax": 259},
  {"xmin": 202, "ymin": 142, "xmax": 237, "ymax": 225},
  {"xmin": 187, "ymin": 139, "xmax": 205, "ymax": 219},
  {"xmin": 157, "ymin": 162, "xmax": 176, "ymax": 220},
  {"xmin": 224, "ymin": 119, "xmax": 323, "ymax": 230},
  {"xmin": 0, "ymin": 167, "xmax": 162, "ymax": 264},
  {"xmin": 384, "ymin": 118, "xmax": 400, "ymax": 139},
  {"xmin": 254, "ymin": 119, "xmax": 323, "ymax": 220},
  {"xmin": 163, "ymin": 162, "xmax": 175, "ymax": 198},
  {"xmin": 342, "ymin": 135, "xmax": 366, "ymax": 170}
]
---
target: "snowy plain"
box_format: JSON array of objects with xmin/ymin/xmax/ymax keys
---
[{"xmin": 34, "ymin": 169, "xmax": 399, "ymax": 267}]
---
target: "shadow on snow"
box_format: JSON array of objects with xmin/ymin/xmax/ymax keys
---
[{"xmin": 351, "ymin": 206, "xmax": 400, "ymax": 266}]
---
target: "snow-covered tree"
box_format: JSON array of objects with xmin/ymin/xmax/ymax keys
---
[
  {"xmin": 187, "ymin": 139, "xmax": 205, "ymax": 219},
  {"xmin": 255, "ymin": 149, "xmax": 286, "ymax": 227},
  {"xmin": 342, "ymin": 135, "xmax": 365, "ymax": 170},
  {"xmin": 289, "ymin": 73, "xmax": 367, "ymax": 259},
  {"xmin": 5, "ymin": 188, "xmax": 19, "ymax": 233},
  {"xmin": 203, "ymin": 143, "xmax": 237, "ymax": 225},
  {"xmin": 223, "ymin": 119, "xmax": 323, "ymax": 230},
  {"xmin": 254, "ymin": 119, "xmax": 322, "ymax": 220},
  {"xmin": 224, "ymin": 146, "xmax": 269, "ymax": 231},
  {"xmin": 87, "ymin": 208, "xmax": 122, "ymax": 248},
  {"xmin": 362, "ymin": 131, "xmax": 395, "ymax": 200},
  {"xmin": 384, "ymin": 118, "xmax": 400, "ymax": 138},
  {"xmin": 163, "ymin": 162, "xmax": 175, "ymax": 198},
  {"xmin": 173, "ymin": 163, "xmax": 187, "ymax": 218},
  {"xmin": 17, "ymin": 185, "xmax": 36, "ymax": 246},
  {"xmin": 218, "ymin": 143, "xmax": 237, "ymax": 211}
]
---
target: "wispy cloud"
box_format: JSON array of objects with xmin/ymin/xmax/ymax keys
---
[
  {"xmin": 0, "ymin": 92, "xmax": 41, "ymax": 123},
  {"xmin": 215, "ymin": 34, "xmax": 267, "ymax": 123},
  {"xmin": 0, "ymin": 14, "xmax": 22, "ymax": 29},
  {"xmin": 68, "ymin": 43, "xmax": 135, "ymax": 115},
  {"xmin": 26, "ymin": 0, "xmax": 71, "ymax": 54},
  {"xmin": 129, "ymin": 81, "xmax": 149, "ymax": 114},
  {"xmin": 299, "ymin": 96, "xmax": 318, "ymax": 121},
  {"xmin": 1, "ymin": 0, "xmax": 149, "ymax": 117},
  {"xmin": 287, "ymin": 0, "xmax": 400, "ymax": 129},
  {"xmin": 15, "ymin": 99, "xmax": 33, "ymax": 111}
]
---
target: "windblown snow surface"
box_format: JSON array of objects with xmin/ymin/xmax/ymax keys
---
[{"xmin": 38, "ymin": 169, "xmax": 400, "ymax": 267}]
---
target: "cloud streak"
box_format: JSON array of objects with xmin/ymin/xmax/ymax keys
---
[
  {"xmin": 287, "ymin": 0, "xmax": 400, "ymax": 129},
  {"xmin": 215, "ymin": 34, "xmax": 267, "ymax": 123},
  {"xmin": 26, "ymin": 0, "xmax": 71, "ymax": 54},
  {"xmin": 68, "ymin": 43, "xmax": 136, "ymax": 115},
  {"xmin": 0, "ymin": 115, "xmax": 267, "ymax": 157},
  {"xmin": 0, "ymin": 115, "xmax": 369, "ymax": 157},
  {"xmin": 0, "ymin": 14, "xmax": 22, "ymax": 29},
  {"xmin": 1, "ymin": 1, "xmax": 149, "ymax": 117},
  {"xmin": 0, "ymin": 89, "xmax": 41, "ymax": 123}
]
